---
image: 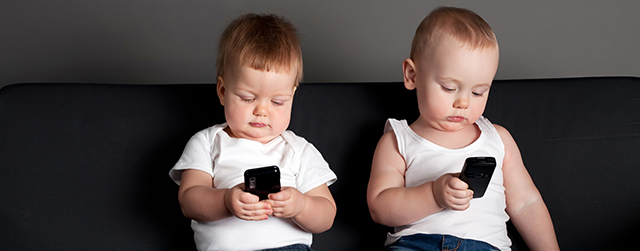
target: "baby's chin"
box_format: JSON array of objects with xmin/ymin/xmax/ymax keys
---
[
  {"xmin": 238, "ymin": 131, "xmax": 282, "ymax": 144},
  {"xmin": 229, "ymin": 123, "xmax": 289, "ymax": 143},
  {"xmin": 439, "ymin": 121, "xmax": 477, "ymax": 132}
]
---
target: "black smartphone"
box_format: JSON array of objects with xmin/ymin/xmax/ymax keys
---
[
  {"xmin": 244, "ymin": 165, "xmax": 281, "ymax": 200},
  {"xmin": 459, "ymin": 157, "xmax": 496, "ymax": 198}
]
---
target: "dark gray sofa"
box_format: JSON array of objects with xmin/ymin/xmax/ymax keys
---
[{"xmin": 1, "ymin": 77, "xmax": 639, "ymax": 250}]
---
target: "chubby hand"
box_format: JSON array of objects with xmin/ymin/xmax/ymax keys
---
[
  {"xmin": 225, "ymin": 184, "xmax": 273, "ymax": 221},
  {"xmin": 266, "ymin": 187, "xmax": 306, "ymax": 219},
  {"xmin": 433, "ymin": 173, "xmax": 473, "ymax": 211}
]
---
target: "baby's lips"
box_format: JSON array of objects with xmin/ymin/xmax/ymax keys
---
[{"xmin": 250, "ymin": 122, "xmax": 267, "ymax": 127}]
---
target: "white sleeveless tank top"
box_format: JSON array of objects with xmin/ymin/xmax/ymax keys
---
[{"xmin": 385, "ymin": 117, "xmax": 511, "ymax": 250}]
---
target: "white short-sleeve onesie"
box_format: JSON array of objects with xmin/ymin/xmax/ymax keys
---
[{"xmin": 169, "ymin": 124, "xmax": 337, "ymax": 251}]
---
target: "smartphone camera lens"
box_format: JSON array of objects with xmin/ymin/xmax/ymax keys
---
[{"xmin": 249, "ymin": 177, "xmax": 256, "ymax": 189}]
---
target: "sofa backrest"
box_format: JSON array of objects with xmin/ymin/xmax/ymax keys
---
[{"xmin": 1, "ymin": 77, "xmax": 639, "ymax": 250}]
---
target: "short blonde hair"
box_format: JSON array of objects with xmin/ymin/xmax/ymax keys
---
[
  {"xmin": 216, "ymin": 14, "xmax": 303, "ymax": 85},
  {"xmin": 410, "ymin": 6, "xmax": 498, "ymax": 61}
]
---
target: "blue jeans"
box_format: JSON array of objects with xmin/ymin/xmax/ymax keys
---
[
  {"xmin": 388, "ymin": 234, "xmax": 499, "ymax": 251},
  {"xmin": 258, "ymin": 244, "xmax": 315, "ymax": 251}
]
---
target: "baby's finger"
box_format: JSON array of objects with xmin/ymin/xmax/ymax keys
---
[
  {"xmin": 240, "ymin": 203, "xmax": 272, "ymax": 220},
  {"xmin": 237, "ymin": 211, "xmax": 269, "ymax": 221},
  {"xmin": 248, "ymin": 201, "xmax": 272, "ymax": 211},
  {"xmin": 270, "ymin": 205, "xmax": 284, "ymax": 216},
  {"xmin": 238, "ymin": 192, "xmax": 260, "ymax": 204},
  {"xmin": 270, "ymin": 204, "xmax": 294, "ymax": 218},
  {"xmin": 448, "ymin": 187, "xmax": 471, "ymax": 199},
  {"xmin": 269, "ymin": 188, "xmax": 293, "ymax": 201},
  {"xmin": 448, "ymin": 196, "xmax": 471, "ymax": 211},
  {"xmin": 450, "ymin": 177, "xmax": 470, "ymax": 190}
]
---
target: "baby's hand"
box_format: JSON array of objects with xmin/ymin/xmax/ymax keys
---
[
  {"xmin": 433, "ymin": 173, "xmax": 473, "ymax": 211},
  {"xmin": 225, "ymin": 184, "xmax": 273, "ymax": 221},
  {"xmin": 266, "ymin": 187, "xmax": 305, "ymax": 219}
]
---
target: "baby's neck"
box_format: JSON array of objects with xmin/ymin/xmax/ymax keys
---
[
  {"xmin": 410, "ymin": 122, "xmax": 481, "ymax": 149},
  {"xmin": 222, "ymin": 126, "xmax": 280, "ymax": 145}
]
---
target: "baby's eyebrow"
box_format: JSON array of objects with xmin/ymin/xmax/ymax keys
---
[
  {"xmin": 271, "ymin": 94, "xmax": 293, "ymax": 100},
  {"xmin": 437, "ymin": 76, "xmax": 459, "ymax": 83},
  {"xmin": 233, "ymin": 86, "xmax": 256, "ymax": 94}
]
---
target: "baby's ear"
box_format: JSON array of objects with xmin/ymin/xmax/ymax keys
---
[
  {"xmin": 402, "ymin": 58, "xmax": 417, "ymax": 90},
  {"xmin": 216, "ymin": 76, "xmax": 226, "ymax": 106}
]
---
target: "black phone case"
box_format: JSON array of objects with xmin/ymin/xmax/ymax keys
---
[
  {"xmin": 244, "ymin": 165, "xmax": 281, "ymax": 200},
  {"xmin": 460, "ymin": 157, "xmax": 496, "ymax": 198}
]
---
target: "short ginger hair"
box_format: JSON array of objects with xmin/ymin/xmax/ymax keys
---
[
  {"xmin": 410, "ymin": 6, "xmax": 498, "ymax": 61},
  {"xmin": 216, "ymin": 13, "xmax": 303, "ymax": 85}
]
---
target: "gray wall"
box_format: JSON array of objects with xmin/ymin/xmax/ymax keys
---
[{"xmin": 1, "ymin": 1, "xmax": 639, "ymax": 89}]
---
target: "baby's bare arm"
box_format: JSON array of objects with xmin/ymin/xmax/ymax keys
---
[
  {"xmin": 367, "ymin": 131, "xmax": 450, "ymax": 227},
  {"xmin": 178, "ymin": 169, "xmax": 272, "ymax": 222},
  {"xmin": 497, "ymin": 125, "xmax": 560, "ymax": 251}
]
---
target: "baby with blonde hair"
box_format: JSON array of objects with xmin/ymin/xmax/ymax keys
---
[{"xmin": 367, "ymin": 7, "xmax": 559, "ymax": 251}]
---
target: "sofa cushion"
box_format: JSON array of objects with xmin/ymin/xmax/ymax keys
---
[{"xmin": 1, "ymin": 77, "xmax": 639, "ymax": 250}]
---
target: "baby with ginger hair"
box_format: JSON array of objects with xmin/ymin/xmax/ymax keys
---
[{"xmin": 170, "ymin": 13, "xmax": 336, "ymax": 251}]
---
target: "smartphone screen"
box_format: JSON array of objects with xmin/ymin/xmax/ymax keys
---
[
  {"xmin": 244, "ymin": 165, "xmax": 281, "ymax": 200},
  {"xmin": 460, "ymin": 157, "xmax": 496, "ymax": 198}
]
